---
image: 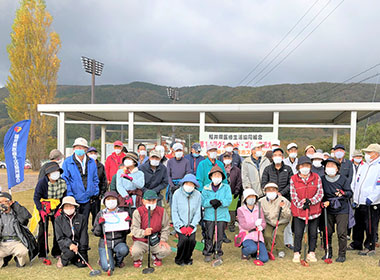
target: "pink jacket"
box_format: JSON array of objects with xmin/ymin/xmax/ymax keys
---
[{"xmin": 237, "ymin": 204, "xmax": 266, "ymax": 243}]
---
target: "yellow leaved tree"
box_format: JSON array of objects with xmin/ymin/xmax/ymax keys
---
[{"xmin": 5, "ymin": 0, "xmax": 61, "ymax": 170}]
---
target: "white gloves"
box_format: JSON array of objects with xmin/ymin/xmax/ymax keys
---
[
  {"xmin": 256, "ymin": 225, "xmax": 263, "ymax": 232},
  {"xmin": 255, "ymin": 218, "xmax": 262, "ymax": 227}
]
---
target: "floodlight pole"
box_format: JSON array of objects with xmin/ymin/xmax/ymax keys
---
[
  {"xmin": 167, "ymin": 87, "xmax": 180, "ymax": 143},
  {"xmin": 91, "ymin": 59, "xmax": 95, "ymax": 143}
]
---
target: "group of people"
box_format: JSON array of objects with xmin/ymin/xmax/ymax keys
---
[{"xmin": 0, "ymin": 137, "xmax": 379, "ymax": 272}]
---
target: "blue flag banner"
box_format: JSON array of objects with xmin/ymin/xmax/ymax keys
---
[{"xmin": 4, "ymin": 120, "xmax": 31, "ymax": 189}]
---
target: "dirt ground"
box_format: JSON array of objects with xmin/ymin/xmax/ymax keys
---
[{"xmin": 0, "ymin": 169, "xmax": 39, "ymax": 193}]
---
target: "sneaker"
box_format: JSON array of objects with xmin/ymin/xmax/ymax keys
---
[
  {"xmin": 241, "ymin": 253, "xmax": 250, "ymax": 260},
  {"xmin": 286, "ymin": 244, "xmax": 294, "ymax": 250},
  {"xmin": 278, "ymin": 251, "xmax": 285, "ymax": 258},
  {"xmin": 116, "ymin": 262, "xmax": 125, "ymax": 268},
  {"xmin": 153, "ymin": 258, "xmax": 162, "ymax": 267},
  {"xmin": 292, "ymin": 252, "xmax": 300, "ymax": 263},
  {"xmin": 358, "ymin": 248, "xmax": 370, "ymax": 256},
  {"xmin": 347, "ymin": 244, "xmax": 359, "ymax": 251},
  {"xmin": 307, "ymin": 252, "xmax": 317, "ymax": 262},
  {"xmin": 335, "ymin": 256, "xmax": 346, "ymax": 262},
  {"xmin": 184, "ymin": 259, "xmax": 193, "ymax": 265},
  {"xmin": 56, "ymin": 257, "xmax": 63, "ymax": 268},
  {"xmin": 367, "ymin": 250, "xmax": 376, "ymax": 257},
  {"xmin": 204, "ymin": 255, "xmax": 212, "ymax": 262},
  {"xmin": 133, "ymin": 260, "xmax": 142, "ymax": 268}
]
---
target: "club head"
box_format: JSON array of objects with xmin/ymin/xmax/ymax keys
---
[
  {"xmin": 324, "ymin": 258, "xmax": 333, "ymax": 264},
  {"xmin": 268, "ymin": 252, "xmax": 275, "ymax": 261},
  {"xmin": 142, "ymin": 267, "xmax": 155, "ymax": 274},
  {"xmin": 107, "ymin": 269, "xmax": 113, "ymax": 276},
  {"xmin": 89, "ymin": 270, "xmax": 102, "ymax": 277},
  {"xmin": 211, "ymin": 259, "xmax": 223, "ymax": 267},
  {"xmin": 253, "ymin": 259, "xmax": 264, "ymax": 266},
  {"xmin": 300, "ymin": 260, "xmax": 309, "ymax": 267},
  {"xmin": 43, "ymin": 259, "xmax": 52, "ymax": 265}
]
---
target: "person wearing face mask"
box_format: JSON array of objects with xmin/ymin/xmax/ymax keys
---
[
  {"xmin": 320, "ymin": 158, "xmax": 353, "ymax": 262},
  {"xmin": 171, "ymin": 174, "xmax": 202, "ymax": 266},
  {"xmin": 284, "ymin": 143, "xmax": 299, "ymax": 174},
  {"xmin": 350, "ymin": 144, "xmax": 380, "ymax": 256},
  {"xmin": 93, "ymin": 191, "xmax": 129, "ymax": 271},
  {"xmin": 62, "ymin": 138, "xmax": 99, "ymax": 226},
  {"xmin": 289, "ymin": 156, "xmax": 323, "ymax": 263},
  {"xmin": 33, "ymin": 162, "xmax": 67, "ymax": 260},
  {"xmin": 55, "ymin": 196, "xmax": 89, "ymax": 268},
  {"xmin": 241, "ymin": 143, "xmax": 271, "ymax": 197},
  {"xmin": 139, "ymin": 150, "xmax": 168, "ymax": 206},
  {"xmin": 184, "ymin": 143, "xmax": 205, "ymax": 175},
  {"xmin": 332, "ymin": 144, "xmax": 353, "ymax": 184},
  {"xmin": 105, "ymin": 141, "xmax": 126, "ymax": 184},
  {"xmin": 155, "ymin": 145, "xmax": 168, "ymax": 166},
  {"xmin": 218, "ymin": 142, "xmax": 242, "ymax": 168},
  {"xmin": 38, "ymin": 149, "xmax": 64, "ymax": 180},
  {"xmin": 137, "ymin": 143, "xmax": 149, "ymax": 167},
  {"xmin": 116, "ymin": 153, "xmax": 145, "ymax": 213},
  {"xmin": 259, "ymin": 183, "xmax": 291, "ymax": 258},
  {"xmin": 130, "ymin": 190, "xmax": 171, "ymax": 268},
  {"xmin": 196, "ymin": 143, "xmax": 227, "ymax": 192},
  {"xmin": 311, "ymin": 152, "xmax": 325, "ymax": 177},
  {"xmin": 304, "ymin": 145, "xmax": 316, "ymax": 159},
  {"xmin": 166, "ymin": 143, "xmax": 191, "ymax": 204},
  {"xmin": 201, "ymin": 165, "xmax": 232, "ymax": 262},
  {"xmin": 237, "ymin": 188, "xmax": 268, "ymax": 262},
  {"xmin": 351, "ymin": 149, "xmax": 364, "ymax": 178},
  {"xmin": 86, "ymin": 147, "xmax": 107, "ymax": 227}
]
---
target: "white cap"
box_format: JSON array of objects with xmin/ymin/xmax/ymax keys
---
[
  {"xmin": 312, "ymin": 152, "xmax": 324, "ymax": 160},
  {"xmin": 251, "ymin": 142, "xmax": 264, "ymax": 150},
  {"xmin": 173, "ymin": 143, "xmax": 183, "ymax": 151},
  {"xmin": 287, "ymin": 142, "xmax": 298, "ymax": 150},
  {"xmin": 242, "ymin": 188, "xmax": 258, "ymax": 203},
  {"xmin": 155, "ymin": 145, "xmax": 165, "ymax": 158},
  {"xmin": 272, "ymin": 140, "xmax": 281, "ymax": 146},
  {"xmin": 207, "ymin": 143, "xmax": 218, "ymax": 151},
  {"xmin": 263, "ymin": 182, "xmax": 279, "ymax": 190},
  {"xmin": 72, "ymin": 137, "xmax": 88, "ymax": 148}
]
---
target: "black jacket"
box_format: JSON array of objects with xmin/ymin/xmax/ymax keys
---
[
  {"xmin": 33, "ymin": 176, "xmax": 67, "ymax": 211},
  {"xmin": 311, "ymin": 166, "xmax": 325, "ymax": 178},
  {"xmin": 339, "ymin": 159, "xmax": 353, "ymax": 184},
  {"xmin": 321, "ymin": 175, "xmax": 352, "ymax": 215},
  {"xmin": 227, "ymin": 166, "xmax": 243, "ymax": 196},
  {"xmin": 55, "ymin": 212, "xmax": 88, "ymax": 252},
  {"xmin": 139, "ymin": 161, "xmax": 168, "ymax": 195},
  {"xmin": 261, "ymin": 162, "xmax": 293, "ymax": 200},
  {"xmin": 218, "ymin": 152, "xmax": 242, "ymax": 168},
  {"xmin": 96, "ymin": 160, "xmax": 108, "ymax": 197}
]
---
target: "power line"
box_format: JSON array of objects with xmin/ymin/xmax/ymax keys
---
[
  {"xmin": 363, "ymin": 70, "xmax": 379, "ymax": 140},
  {"xmin": 252, "ymin": 0, "xmax": 345, "ymax": 86},
  {"xmin": 237, "ymin": 0, "xmax": 320, "ymax": 86},
  {"xmin": 328, "ymin": 72, "xmax": 380, "ymax": 96}
]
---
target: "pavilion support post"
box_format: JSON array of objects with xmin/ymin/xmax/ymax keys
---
[
  {"xmin": 349, "ymin": 111, "xmax": 357, "ymax": 160},
  {"xmin": 332, "ymin": 128, "xmax": 338, "ymax": 147},
  {"xmin": 128, "ymin": 112, "xmax": 134, "ymax": 151},
  {"xmin": 58, "ymin": 112, "xmax": 65, "ymax": 156},
  {"xmin": 273, "ymin": 112, "xmax": 279, "ymax": 140},
  {"xmin": 101, "ymin": 125, "xmax": 106, "ymax": 164},
  {"xmin": 199, "ymin": 112, "xmax": 206, "ymax": 150}
]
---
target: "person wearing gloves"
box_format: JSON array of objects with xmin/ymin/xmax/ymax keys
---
[
  {"xmin": 290, "ymin": 156, "xmax": 323, "ymax": 263},
  {"xmin": 201, "ymin": 165, "xmax": 232, "ymax": 262},
  {"xmin": 218, "ymin": 142, "xmax": 242, "ymax": 168},
  {"xmin": 350, "ymin": 144, "xmax": 380, "ymax": 256},
  {"xmin": 130, "ymin": 190, "xmax": 171, "ymax": 268},
  {"xmin": 284, "ymin": 143, "xmax": 299, "ymax": 174},
  {"xmin": 105, "ymin": 140, "xmax": 126, "ymax": 184},
  {"xmin": 93, "ymin": 191, "xmax": 129, "ymax": 271},
  {"xmin": 241, "ymin": 143, "xmax": 271, "ymax": 197},
  {"xmin": 332, "ymin": 144, "xmax": 353, "ymax": 184},
  {"xmin": 184, "ymin": 143, "xmax": 205, "ymax": 175},
  {"xmin": 116, "ymin": 152, "xmax": 145, "ymax": 213},
  {"xmin": 171, "ymin": 174, "xmax": 202, "ymax": 266},
  {"xmin": 33, "ymin": 162, "xmax": 67, "ymax": 260},
  {"xmin": 321, "ymin": 158, "xmax": 353, "ymax": 262},
  {"xmin": 237, "ymin": 189, "xmax": 268, "ymax": 262},
  {"xmin": 55, "ymin": 196, "xmax": 89, "ymax": 268},
  {"xmin": 259, "ymin": 183, "xmax": 291, "ymax": 258},
  {"xmin": 311, "ymin": 152, "xmax": 325, "ymax": 177}
]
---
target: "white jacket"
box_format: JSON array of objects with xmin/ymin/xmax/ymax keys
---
[
  {"xmin": 283, "ymin": 157, "xmax": 298, "ymax": 174},
  {"xmin": 352, "ymin": 157, "xmax": 380, "ymax": 205}
]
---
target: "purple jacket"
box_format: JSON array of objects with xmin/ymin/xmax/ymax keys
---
[
  {"xmin": 237, "ymin": 204, "xmax": 266, "ymax": 243},
  {"xmin": 167, "ymin": 157, "xmax": 191, "ymax": 187}
]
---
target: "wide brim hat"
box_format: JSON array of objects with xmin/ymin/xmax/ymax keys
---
[
  {"xmin": 208, "ymin": 165, "xmax": 226, "ymax": 180},
  {"xmin": 60, "ymin": 196, "xmax": 79, "ymax": 208}
]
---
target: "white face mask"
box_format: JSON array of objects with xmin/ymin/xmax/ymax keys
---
[
  {"xmin": 105, "ymin": 199, "xmax": 118, "ymax": 210},
  {"xmin": 183, "ymin": 184, "xmax": 195, "ymax": 193},
  {"xmin": 175, "ymin": 151, "xmax": 183, "ymax": 158},
  {"xmin": 223, "ymin": 159, "xmax": 232, "ymax": 165},
  {"xmin": 312, "ymin": 160, "xmax": 322, "ymax": 168},
  {"xmin": 114, "ymin": 148, "xmax": 122, "ymax": 155},
  {"xmin": 209, "ymin": 151, "xmax": 217, "ymax": 159},
  {"xmin": 325, "ymin": 167, "xmax": 337, "ymax": 176},
  {"xmin": 365, "ymin": 154, "xmax": 373, "ymax": 163},
  {"xmin": 335, "ymin": 151, "xmax": 345, "ymax": 159},
  {"xmin": 306, "ymin": 154, "xmax": 314, "ymax": 159},
  {"xmin": 225, "ymin": 146, "xmax": 233, "ymax": 153},
  {"xmin": 88, "ymin": 154, "xmax": 98, "ymax": 161},
  {"xmin": 255, "ymin": 151, "xmax": 263, "ymax": 157},
  {"xmin": 289, "ymin": 152, "xmax": 297, "ymax": 158},
  {"xmin": 299, "ymin": 167, "xmax": 310, "ymax": 175},
  {"xmin": 273, "ymin": 156, "xmax": 283, "ymax": 164},
  {"xmin": 246, "ymin": 197, "xmax": 256, "ymax": 206},
  {"xmin": 353, "ymin": 158, "xmax": 362, "ymax": 163},
  {"xmin": 124, "ymin": 159, "xmax": 134, "ymax": 167},
  {"xmin": 150, "ymin": 159, "xmax": 160, "ymax": 166},
  {"xmin": 146, "ymin": 203, "xmax": 156, "ymax": 211},
  {"xmin": 139, "ymin": 150, "xmax": 147, "ymax": 156},
  {"xmin": 212, "ymin": 177, "xmax": 222, "ymax": 186},
  {"xmin": 50, "ymin": 171, "xmax": 60, "ymax": 181},
  {"xmin": 266, "ymin": 192, "xmax": 277, "ymax": 201},
  {"xmin": 64, "ymin": 208, "xmax": 75, "ymax": 216}
]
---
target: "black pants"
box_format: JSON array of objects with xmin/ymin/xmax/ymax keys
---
[
  {"xmin": 60, "ymin": 248, "xmax": 87, "ymax": 267},
  {"xmin": 293, "ymin": 217, "xmax": 319, "ymax": 253},
  {"xmin": 37, "ymin": 214, "xmax": 61, "ymax": 258},
  {"xmin": 351, "ymin": 204, "xmax": 380, "ymax": 251},
  {"xmin": 203, "ymin": 220, "xmax": 226, "ymax": 256},
  {"xmin": 89, "ymin": 198, "xmax": 101, "ymax": 227},
  {"xmin": 326, "ymin": 213, "xmax": 348, "ymax": 257},
  {"xmin": 175, "ymin": 232, "xmax": 196, "ymax": 264},
  {"xmin": 78, "ymin": 202, "xmax": 91, "ymax": 228}
]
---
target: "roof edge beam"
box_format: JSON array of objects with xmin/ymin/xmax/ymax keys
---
[
  {"xmin": 333, "ymin": 111, "xmax": 350, "ymax": 124},
  {"xmin": 135, "ymin": 112, "xmax": 163, "ymax": 122},
  {"xmin": 206, "ymin": 112, "xmax": 219, "ymax": 123}
]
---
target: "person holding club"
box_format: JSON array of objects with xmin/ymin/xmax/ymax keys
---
[
  {"xmin": 130, "ymin": 190, "xmax": 171, "ymax": 268},
  {"xmin": 290, "ymin": 156, "xmax": 323, "ymax": 264},
  {"xmin": 237, "ymin": 189, "xmax": 268, "ymax": 263},
  {"xmin": 171, "ymin": 174, "xmax": 202, "ymax": 266},
  {"xmin": 259, "ymin": 182, "xmax": 291, "ymax": 259}
]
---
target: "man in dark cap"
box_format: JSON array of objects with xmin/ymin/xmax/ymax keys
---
[
  {"xmin": 184, "ymin": 143, "xmax": 205, "ymax": 175},
  {"xmin": 332, "ymin": 144, "xmax": 353, "ymax": 184}
]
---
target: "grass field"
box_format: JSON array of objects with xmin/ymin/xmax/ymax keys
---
[{"xmin": 0, "ymin": 188, "xmax": 379, "ymax": 280}]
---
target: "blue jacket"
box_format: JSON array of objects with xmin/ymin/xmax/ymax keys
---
[
  {"xmin": 116, "ymin": 168, "xmax": 145, "ymax": 207},
  {"xmin": 184, "ymin": 154, "xmax": 205, "ymax": 175},
  {"xmin": 62, "ymin": 155, "xmax": 99, "ymax": 204},
  {"xmin": 171, "ymin": 187, "xmax": 202, "ymax": 234},
  {"xmin": 196, "ymin": 158, "xmax": 227, "ymax": 192},
  {"xmin": 201, "ymin": 182, "xmax": 232, "ymax": 222}
]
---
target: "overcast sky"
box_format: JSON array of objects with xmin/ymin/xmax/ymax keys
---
[{"xmin": 0, "ymin": 0, "xmax": 379, "ymax": 88}]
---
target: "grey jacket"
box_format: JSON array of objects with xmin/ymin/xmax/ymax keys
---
[{"xmin": 241, "ymin": 156, "xmax": 271, "ymax": 197}]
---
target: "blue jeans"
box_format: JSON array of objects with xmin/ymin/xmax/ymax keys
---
[
  {"xmin": 242, "ymin": 240, "xmax": 269, "ymax": 263},
  {"xmin": 98, "ymin": 243, "xmax": 129, "ymax": 271}
]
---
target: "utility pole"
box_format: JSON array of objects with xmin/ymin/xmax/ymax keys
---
[{"xmin": 167, "ymin": 87, "xmax": 180, "ymax": 143}]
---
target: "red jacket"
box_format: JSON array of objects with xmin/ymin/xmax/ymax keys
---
[{"xmin": 105, "ymin": 152, "xmax": 126, "ymax": 183}]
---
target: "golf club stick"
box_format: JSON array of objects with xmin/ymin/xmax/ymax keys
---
[
  {"xmin": 268, "ymin": 206, "xmax": 283, "ymax": 261},
  {"xmin": 42, "ymin": 204, "xmax": 51, "ymax": 265},
  {"xmin": 212, "ymin": 207, "xmax": 223, "ymax": 267},
  {"xmin": 102, "ymin": 220, "xmax": 112, "ymax": 276},
  {"xmin": 323, "ymin": 206, "xmax": 332, "ymax": 264},
  {"xmin": 253, "ymin": 202, "xmax": 264, "ymax": 266},
  {"xmin": 142, "ymin": 207, "xmax": 155, "ymax": 274},
  {"xmin": 300, "ymin": 208, "xmax": 309, "ymax": 267},
  {"xmin": 368, "ymin": 205, "xmax": 373, "ymax": 249},
  {"xmin": 77, "ymin": 251, "xmax": 101, "ymax": 277}
]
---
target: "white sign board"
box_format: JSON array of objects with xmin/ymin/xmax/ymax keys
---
[
  {"xmin": 200, "ymin": 132, "xmax": 275, "ymax": 157},
  {"xmin": 103, "ymin": 212, "xmax": 130, "ymax": 232}
]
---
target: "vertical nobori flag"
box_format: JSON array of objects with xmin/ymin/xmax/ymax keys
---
[{"xmin": 4, "ymin": 120, "xmax": 31, "ymax": 189}]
